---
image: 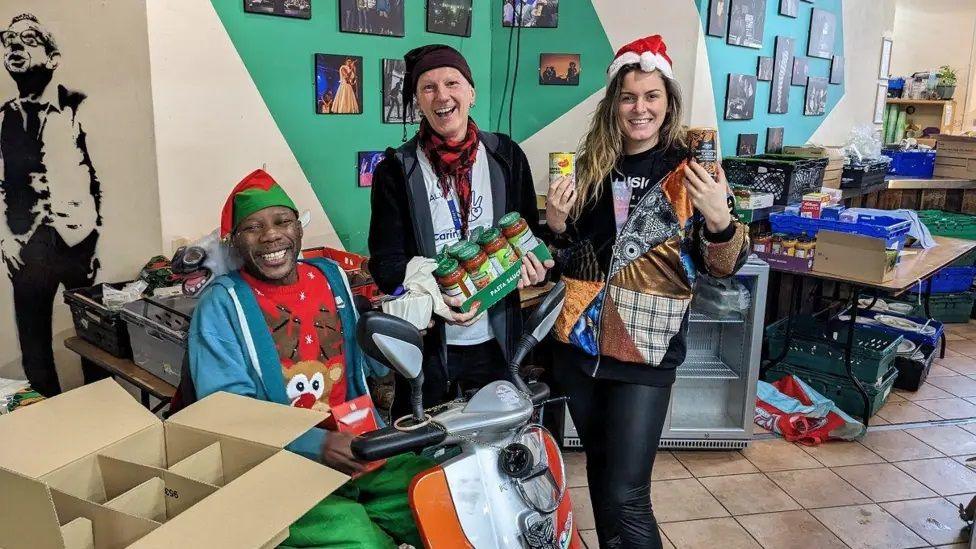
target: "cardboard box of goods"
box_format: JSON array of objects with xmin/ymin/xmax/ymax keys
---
[
  {"xmin": 935, "ymin": 135, "xmax": 976, "ymax": 179},
  {"xmin": 755, "ymin": 250, "xmax": 814, "ymax": 273},
  {"xmin": 733, "ymin": 188, "xmax": 775, "ymax": 210},
  {"xmin": 822, "ymin": 166, "xmax": 843, "ymax": 189},
  {"xmin": 813, "ymin": 230, "xmax": 899, "ymax": 283},
  {"xmin": 800, "ymin": 192, "xmax": 831, "ymax": 219},
  {"xmin": 0, "ymin": 379, "xmax": 346, "ymax": 549}
]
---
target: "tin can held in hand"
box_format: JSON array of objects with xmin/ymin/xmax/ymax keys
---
[
  {"xmin": 549, "ymin": 152, "xmax": 575, "ymax": 184},
  {"xmin": 687, "ymin": 127, "xmax": 719, "ymax": 179}
]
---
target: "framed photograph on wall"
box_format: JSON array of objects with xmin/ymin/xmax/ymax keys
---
[
  {"xmin": 358, "ymin": 151, "xmax": 385, "ymax": 187},
  {"xmin": 503, "ymin": 0, "xmax": 559, "ymax": 28},
  {"xmin": 791, "ymin": 57, "xmax": 809, "ymax": 86},
  {"xmin": 539, "ymin": 53, "xmax": 581, "ymax": 86},
  {"xmin": 779, "ymin": 0, "xmax": 798, "ymax": 18},
  {"xmin": 725, "ymin": 73, "xmax": 757, "ymax": 120},
  {"xmin": 766, "ymin": 127, "xmax": 785, "ymax": 153},
  {"xmin": 339, "ymin": 0, "xmax": 405, "ymax": 37},
  {"xmin": 874, "ymin": 82, "xmax": 888, "ymax": 124},
  {"xmin": 769, "ymin": 36, "xmax": 795, "ymax": 114},
  {"xmin": 244, "ymin": 0, "xmax": 310, "ymax": 19},
  {"xmin": 737, "ymin": 133, "xmax": 758, "ymax": 156},
  {"xmin": 807, "ymin": 8, "xmax": 836, "ymax": 59},
  {"xmin": 879, "ymin": 38, "xmax": 893, "ymax": 79},
  {"xmin": 315, "ymin": 54, "xmax": 363, "ymax": 115},
  {"xmin": 804, "ymin": 76, "xmax": 828, "ymax": 116},
  {"xmin": 427, "ymin": 0, "xmax": 473, "ymax": 37},
  {"xmin": 727, "ymin": 0, "xmax": 766, "ymax": 49},
  {"xmin": 382, "ymin": 59, "xmax": 418, "ymax": 124},
  {"xmin": 707, "ymin": 0, "xmax": 729, "ymax": 38},
  {"xmin": 830, "ymin": 55, "xmax": 844, "ymax": 84},
  {"xmin": 757, "ymin": 56, "xmax": 774, "ymax": 81}
]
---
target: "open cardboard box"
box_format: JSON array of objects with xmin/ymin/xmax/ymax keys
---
[
  {"xmin": 0, "ymin": 379, "xmax": 347, "ymax": 549},
  {"xmin": 813, "ymin": 230, "xmax": 899, "ymax": 283},
  {"xmin": 458, "ymin": 241, "xmax": 553, "ymax": 313}
]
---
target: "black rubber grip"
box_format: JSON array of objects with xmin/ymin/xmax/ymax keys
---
[
  {"xmin": 529, "ymin": 382, "xmax": 550, "ymax": 405},
  {"xmin": 351, "ymin": 423, "xmax": 447, "ymax": 461}
]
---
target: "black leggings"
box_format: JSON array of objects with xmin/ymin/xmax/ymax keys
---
[{"xmin": 554, "ymin": 343, "xmax": 672, "ymax": 549}]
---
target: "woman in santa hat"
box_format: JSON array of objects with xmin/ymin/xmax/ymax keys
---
[{"xmin": 546, "ymin": 35, "xmax": 750, "ymax": 548}]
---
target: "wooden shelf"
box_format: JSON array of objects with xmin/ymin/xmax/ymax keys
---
[{"xmin": 886, "ymin": 98, "xmax": 953, "ymax": 105}]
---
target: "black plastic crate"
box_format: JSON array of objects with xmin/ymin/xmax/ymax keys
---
[
  {"xmin": 63, "ymin": 283, "xmax": 134, "ymax": 359},
  {"xmin": 723, "ymin": 155, "xmax": 828, "ymax": 205},
  {"xmin": 893, "ymin": 343, "xmax": 936, "ymax": 392},
  {"xmin": 841, "ymin": 159, "xmax": 891, "ymax": 189}
]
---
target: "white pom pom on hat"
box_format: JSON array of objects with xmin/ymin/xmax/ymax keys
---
[{"xmin": 606, "ymin": 35, "xmax": 674, "ymax": 83}]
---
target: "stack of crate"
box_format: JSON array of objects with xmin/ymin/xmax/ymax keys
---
[{"xmin": 782, "ymin": 145, "xmax": 846, "ymax": 189}]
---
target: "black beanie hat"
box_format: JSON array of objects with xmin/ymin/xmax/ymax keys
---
[{"xmin": 402, "ymin": 44, "xmax": 475, "ymax": 121}]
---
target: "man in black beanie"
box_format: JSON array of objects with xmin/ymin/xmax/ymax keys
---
[{"xmin": 368, "ymin": 44, "xmax": 554, "ymax": 420}]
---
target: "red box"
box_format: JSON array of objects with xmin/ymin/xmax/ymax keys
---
[{"xmin": 324, "ymin": 394, "xmax": 387, "ymax": 477}]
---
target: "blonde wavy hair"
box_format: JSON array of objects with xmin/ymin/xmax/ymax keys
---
[{"xmin": 573, "ymin": 65, "xmax": 686, "ymax": 217}]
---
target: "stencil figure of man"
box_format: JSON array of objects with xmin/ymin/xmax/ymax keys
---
[{"xmin": 0, "ymin": 13, "xmax": 102, "ymax": 396}]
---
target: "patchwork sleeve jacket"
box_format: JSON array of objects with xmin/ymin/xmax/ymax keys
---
[{"xmin": 552, "ymin": 147, "xmax": 750, "ymax": 385}]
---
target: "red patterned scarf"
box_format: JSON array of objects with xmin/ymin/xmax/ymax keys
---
[{"xmin": 419, "ymin": 117, "xmax": 480, "ymax": 238}]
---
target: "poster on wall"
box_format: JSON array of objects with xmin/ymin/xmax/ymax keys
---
[
  {"xmin": 707, "ymin": 0, "xmax": 729, "ymax": 38},
  {"xmin": 769, "ymin": 35, "xmax": 794, "ymax": 114},
  {"xmin": 879, "ymin": 38, "xmax": 893, "ymax": 79},
  {"xmin": 725, "ymin": 73, "xmax": 757, "ymax": 120},
  {"xmin": 874, "ymin": 82, "xmax": 888, "ymax": 123},
  {"xmin": 727, "ymin": 0, "xmax": 766, "ymax": 49},
  {"xmin": 807, "ymin": 8, "xmax": 836, "ymax": 59},
  {"xmin": 427, "ymin": 0, "xmax": 472, "ymax": 37},
  {"xmin": 779, "ymin": 0, "xmax": 798, "ymax": 18},
  {"xmin": 338, "ymin": 0, "xmax": 405, "ymax": 37},
  {"xmin": 757, "ymin": 56, "xmax": 774, "ymax": 81},
  {"xmin": 382, "ymin": 59, "xmax": 418, "ymax": 124},
  {"xmin": 358, "ymin": 151, "xmax": 384, "ymax": 187},
  {"xmin": 539, "ymin": 53, "xmax": 580, "ymax": 86},
  {"xmin": 791, "ymin": 57, "xmax": 809, "ymax": 86},
  {"xmin": 315, "ymin": 54, "xmax": 363, "ymax": 114},
  {"xmin": 737, "ymin": 134, "xmax": 758, "ymax": 156},
  {"xmin": 805, "ymin": 76, "xmax": 828, "ymax": 115},
  {"xmin": 766, "ymin": 127, "xmax": 785, "ymax": 153},
  {"xmin": 830, "ymin": 55, "xmax": 844, "ymax": 84},
  {"xmin": 503, "ymin": 0, "xmax": 559, "ymax": 28},
  {"xmin": 244, "ymin": 0, "xmax": 311, "ymax": 19}
]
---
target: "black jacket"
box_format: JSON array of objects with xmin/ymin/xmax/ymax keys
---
[{"xmin": 368, "ymin": 130, "xmax": 543, "ymax": 369}]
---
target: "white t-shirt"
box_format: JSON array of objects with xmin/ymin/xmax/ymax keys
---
[{"xmin": 417, "ymin": 144, "xmax": 494, "ymax": 345}]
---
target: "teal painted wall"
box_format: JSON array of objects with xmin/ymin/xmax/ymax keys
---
[
  {"xmin": 212, "ymin": 0, "xmax": 493, "ymax": 253},
  {"xmin": 696, "ymin": 0, "xmax": 846, "ymax": 157}
]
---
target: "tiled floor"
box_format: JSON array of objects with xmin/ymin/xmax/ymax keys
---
[{"xmin": 568, "ymin": 328, "xmax": 976, "ymax": 548}]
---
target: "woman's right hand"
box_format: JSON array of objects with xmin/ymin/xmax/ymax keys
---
[
  {"xmin": 546, "ymin": 175, "xmax": 576, "ymax": 235},
  {"xmin": 441, "ymin": 294, "xmax": 482, "ymax": 327}
]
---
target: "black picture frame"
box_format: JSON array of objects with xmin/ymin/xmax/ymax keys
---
[
  {"xmin": 381, "ymin": 58, "xmax": 418, "ymax": 124},
  {"xmin": 779, "ymin": 0, "xmax": 798, "ymax": 18},
  {"xmin": 766, "ymin": 127, "xmax": 785, "ymax": 153},
  {"xmin": 792, "ymin": 57, "xmax": 809, "ymax": 86},
  {"xmin": 804, "ymin": 76, "xmax": 828, "ymax": 116},
  {"xmin": 769, "ymin": 36, "xmax": 794, "ymax": 114},
  {"xmin": 358, "ymin": 151, "xmax": 384, "ymax": 187},
  {"xmin": 727, "ymin": 0, "xmax": 766, "ymax": 49},
  {"xmin": 426, "ymin": 0, "xmax": 473, "ymax": 37},
  {"xmin": 757, "ymin": 56, "xmax": 774, "ymax": 81},
  {"xmin": 725, "ymin": 73, "xmax": 757, "ymax": 120},
  {"xmin": 539, "ymin": 53, "xmax": 581, "ymax": 86},
  {"xmin": 830, "ymin": 55, "xmax": 844, "ymax": 85},
  {"xmin": 315, "ymin": 54, "xmax": 364, "ymax": 115},
  {"xmin": 243, "ymin": 0, "xmax": 310, "ymax": 19},
  {"xmin": 707, "ymin": 0, "xmax": 729, "ymax": 38},
  {"xmin": 807, "ymin": 8, "xmax": 836, "ymax": 59},
  {"xmin": 503, "ymin": 0, "xmax": 559, "ymax": 28},
  {"xmin": 737, "ymin": 133, "xmax": 758, "ymax": 156},
  {"xmin": 338, "ymin": 0, "xmax": 405, "ymax": 37}
]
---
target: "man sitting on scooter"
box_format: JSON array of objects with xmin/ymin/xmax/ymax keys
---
[{"xmin": 188, "ymin": 168, "xmax": 431, "ymax": 549}]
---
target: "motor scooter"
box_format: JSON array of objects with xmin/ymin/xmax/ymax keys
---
[{"xmin": 352, "ymin": 281, "xmax": 582, "ymax": 548}]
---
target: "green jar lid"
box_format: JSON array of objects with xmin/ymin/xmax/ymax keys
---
[
  {"xmin": 434, "ymin": 257, "xmax": 460, "ymax": 277},
  {"xmin": 446, "ymin": 241, "xmax": 469, "ymax": 257},
  {"xmin": 499, "ymin": 212, "xmax": 522, "ymax": 228},
  {"xmin": 476, "ymin": 227, "xmax": 503, "ymax": 245},
  {"xmin": 454, "ymin": 241, "xmax": 481, "ymax": 261}
]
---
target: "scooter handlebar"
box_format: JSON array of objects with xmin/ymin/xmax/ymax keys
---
[
  {"xmin": 528, "ymin": 381, "xmax": 550, "ymax": 406},
  {"xmin": 351, "ymin": 423, "xmax": 447, "ymax": 462}
]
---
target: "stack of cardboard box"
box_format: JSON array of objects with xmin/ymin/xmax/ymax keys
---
[
  {"xmin": 783, "ymin": 145, "xmax": 846, "ymax": 189},
  {"xmin": 935, "ymin": 135, "xmax": 976, "ymax": 179}
]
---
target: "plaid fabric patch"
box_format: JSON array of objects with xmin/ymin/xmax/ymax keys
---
[{"xmin": 608, "ymin": 284, "xmax": 689, "ymax": 365}]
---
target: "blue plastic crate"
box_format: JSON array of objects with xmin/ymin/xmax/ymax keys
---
[
  {"xmin": 883, "ymin": 149, "xmax": 936, "ymax": 178},
  {"xmin": 769, "ymin": 212, "xmax": 912, "ymax": 250},
  {"xmin": 852, "ymin": 309, "xmax": 945, "ymax": 348},
  {"xmin": 907, "ymin": 265, "xmax": 976, "ymax": 294}
]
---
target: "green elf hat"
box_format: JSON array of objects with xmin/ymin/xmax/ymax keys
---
[{"xmin": 220, "ymin": 169, "xmax": 298, "ymax": 239}]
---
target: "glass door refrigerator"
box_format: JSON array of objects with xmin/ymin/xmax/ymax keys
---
[{"xmin": 560, "ymin": 256, "xmax": 769, "ymax": 450}]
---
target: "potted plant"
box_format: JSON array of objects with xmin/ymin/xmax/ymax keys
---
[{"xmin": 937, "ymin": 65, "xmax": 957, "ymax": 99}]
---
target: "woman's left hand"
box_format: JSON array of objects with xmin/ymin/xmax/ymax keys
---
[
  {"xmin": 684, "ymin": 160, "xmax": 732, "ymax": 234},
  {"xmin": 517, "ymin": 251, "xmax": 554, "ymax": 289}
]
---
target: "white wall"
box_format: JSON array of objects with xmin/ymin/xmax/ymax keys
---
[
  {"xmin": 890, "ymin": 0, "xmax": 976, "ymax": 132},
  {"xmin": 810, "ymin": 0, "xmax": 898, "ymax": 145},
  {"xmin": 146, "ymin": 0, "xmax": 342, "ymax": 254}
]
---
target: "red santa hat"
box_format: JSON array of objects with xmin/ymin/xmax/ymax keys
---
[{"xmin": 606, "ymin": 35, "xmax": 674, "ymax": 83}]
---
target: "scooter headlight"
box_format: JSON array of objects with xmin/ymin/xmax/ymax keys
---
[{"xmin": 512, "ymin": 424, "xmax": 567, "ymax": 515}]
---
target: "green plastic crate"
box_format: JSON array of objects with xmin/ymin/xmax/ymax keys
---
[
  {"xmin": 950, "ymin": 247, "xmax": 976, "ymax": 267},
  {"xmin": 886, "ymin": 291, "xmax": 976, "ymax": 324},
  {"xmin": 765, "ymin": 364, "xmax": 898, "ymax": 419},
  {"xmin": 766, "ymin": 316, "xmax": 902, "ymax": 383},
  {"xmin": 917, "ymin": 210, "xmax": 976, "ymax": 241}
]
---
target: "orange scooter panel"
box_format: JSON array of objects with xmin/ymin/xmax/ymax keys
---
[{"xmin": 409, "ymin": 465, "xmax": 474, "ymax": 548}]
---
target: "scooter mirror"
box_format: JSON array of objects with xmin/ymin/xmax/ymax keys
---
[
  {"xmin": 356, "ymin": 311, "xmax": 424, "ymax": 380},
  {"xmin": 523, "ymin": 280, "xmax": 566, "ymax": 343}
]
